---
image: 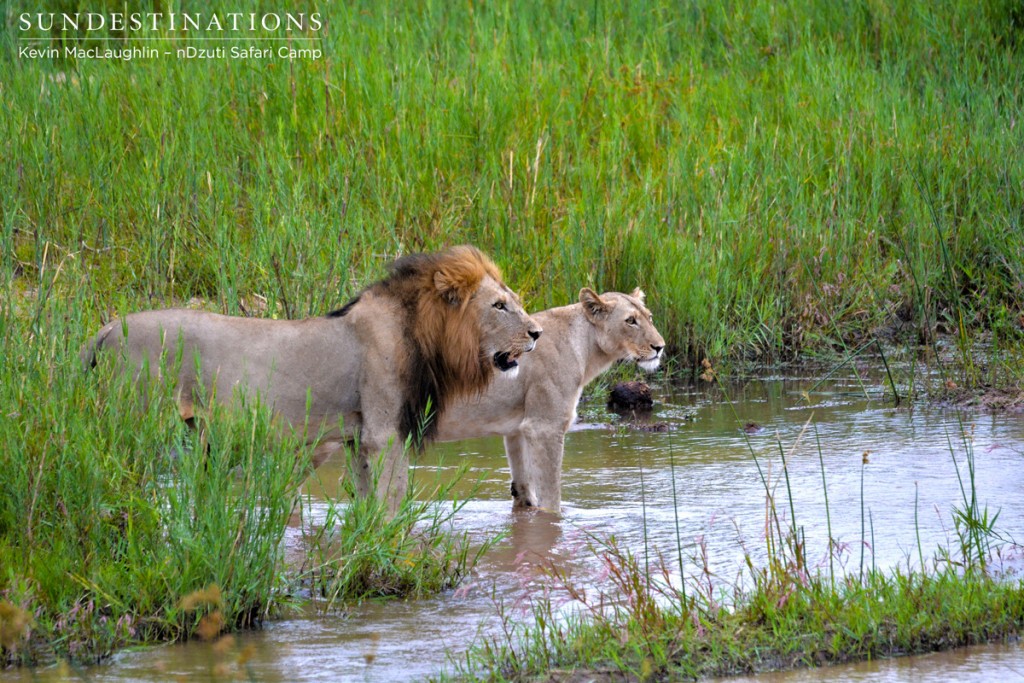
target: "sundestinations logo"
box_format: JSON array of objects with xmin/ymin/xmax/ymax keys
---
[{"xmin": 16, "ymin": 11, "xmax": 325, "ymax": 62}]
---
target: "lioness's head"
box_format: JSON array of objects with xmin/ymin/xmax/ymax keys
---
[{"xmin": 581, "ymin": 288, "xmax": 664, "ymax": 371}]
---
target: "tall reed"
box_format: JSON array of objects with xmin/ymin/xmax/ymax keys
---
[
  {"xmin": 3, "ymin": 0, "xmax": 1022, "ymax": 366},
  {"xmin": 0, "ymin": 290, "xmax": 310, "ymax": 664}
]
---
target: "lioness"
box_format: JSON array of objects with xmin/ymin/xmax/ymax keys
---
[
  {"xmin": 81, "ymin": 246, "xmax": 542, "ymax": 512},
  {"xmin": 435, "ymin": 288, "xmax": 664, "ymax": 512}
]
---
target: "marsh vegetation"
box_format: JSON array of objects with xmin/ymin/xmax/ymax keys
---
[{"xmin": 2, "ymin": 0, "xmax": 1023, "ymax": 677}]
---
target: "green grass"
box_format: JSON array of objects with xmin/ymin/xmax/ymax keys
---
[
  {"xmin": 450, "ymin": 541, "xmax": 1024, "ymax": 681},
  {"xmin": 452, "ymin": 540, "xmax": 1024, "ymax": 679},
  {"xmin": 2, "ymin": 0, "xmax": 1022, "ymax": 367},
  {"xmin": 0, "ymin": 308, "xmax": 309, "ymax": 663},
  {"xmin": 0, "ymin": 284, "xmax": 483, "ymax": 665}
]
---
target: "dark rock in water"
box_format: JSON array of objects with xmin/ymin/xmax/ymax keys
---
[{"xmin": 608, "ymin": 381, "xmax": 653, "ymax": 411}]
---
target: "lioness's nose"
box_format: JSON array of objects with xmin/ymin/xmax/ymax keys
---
[
  {"xmin": 529, "ymin": 328, "xmax": 542, "ymax": 341},
  {"xmin": 652, "ymin": 344, "xmax": 664, "ymax": 354}
]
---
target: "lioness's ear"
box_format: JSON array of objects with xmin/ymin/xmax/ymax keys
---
[
  {"xmin": 630, "ymin": 287, "xmax": 646, "ymax": 303},
  {"xmin": 580, "ymin": 288, "xmax": 611, "ymax": 321}
]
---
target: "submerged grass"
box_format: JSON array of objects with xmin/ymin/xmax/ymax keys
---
[{"xmin": 449, "ymin": 364, "xmax": 1023, "ymax": 681}]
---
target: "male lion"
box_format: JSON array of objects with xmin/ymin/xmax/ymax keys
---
[
  {"xmin": 81, "ymin": 246, "xmax": 542, "ymax": 512},
  {"xmin": 434, "ymin": 288, "xmax": 664, "ymax": 512}
]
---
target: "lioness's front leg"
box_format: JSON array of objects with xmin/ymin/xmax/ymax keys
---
[
  {"xmin": 505, "ymin": 433, "xmax": 533, "ymax": 508},
  {"xmin": 311, "ymin": 440, "xmax": 345, "ymax": 470},
  {"xmin": 508, "ymin": 421, "xmax": 566, "ymax": 512}
]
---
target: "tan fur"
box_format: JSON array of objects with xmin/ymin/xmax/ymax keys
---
[
  {"xmin": 81, "ymin": 246, "xmax": 542, "ymax": 513},
  {"xmin": 435, "ymin": 288, "xmax": 665, "ymax": 512}
]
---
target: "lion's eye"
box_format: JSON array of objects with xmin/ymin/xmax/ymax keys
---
[
  {"xmin": 626, "ymin": 316, "xmax": 637, "ymax": 326},
  {"xmin": 493, "ymin": 302, "xmax": 507, "ymax": 311}
]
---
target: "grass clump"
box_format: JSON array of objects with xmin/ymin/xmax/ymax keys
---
[
  {"xmin": 453, "ymin": 540, "xmax": 1024, "ymax": 681},
  {"xmin": 453, "ymin": 510, "xmax": 1023, "ymax": 682},
  {"xmin": 301, "ymin": 450, "xmax": 495, "ymax": 609},
  {"xmin": 0, "ymin": 300, "xmax": 310, "ymax": 664}
]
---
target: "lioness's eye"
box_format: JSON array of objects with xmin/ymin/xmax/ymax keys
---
[
  {"xmin": 493, "ymin": 302, "xmax": 507, "ymax": 311},
  {"xmin": 626, "ymin": 316, "xmax": 637, "ymax": 325}
]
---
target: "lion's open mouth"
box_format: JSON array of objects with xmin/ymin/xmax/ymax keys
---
[{"xmin": 493, "ymin": 350, "xmax": 520, "ymax": 372}]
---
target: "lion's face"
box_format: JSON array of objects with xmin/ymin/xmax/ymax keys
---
[
  {"xmin": 581, "ymin": 288, "xmax": 665, "ymax": 372},
  {"xmin": 473, "ymin": 275, "xmax": 542, "ymax": 379}
]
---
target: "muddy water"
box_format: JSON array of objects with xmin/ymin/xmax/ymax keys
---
[
  {"xmin": 717, "ymin": 640, "xmax": 1024, "ymax": 682},
  {"xmin": 8, "ymin": 373, "xmax": 1024, "ymax": 682}
]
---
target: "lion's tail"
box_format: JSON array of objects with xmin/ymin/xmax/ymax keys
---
[{"xmin": 79, "ymin": 324, "xmax": 115, "ymax": 371}]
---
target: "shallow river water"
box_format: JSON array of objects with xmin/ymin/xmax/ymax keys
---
[{"xmin": 7, "ymin": 372, "xmax": 1024, "ymax": 681}]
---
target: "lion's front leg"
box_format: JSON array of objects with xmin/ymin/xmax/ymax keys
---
[
  {"xmin": 381, "ymin": 441, "xmax": 410, "ymax": 513},
  {"xmin": 354, "ymin": 437, "xmax": 408, "ymax": 515},
  {"xmin": 352, "ymin": 357, "xmax": 412, "ymax": 514}
]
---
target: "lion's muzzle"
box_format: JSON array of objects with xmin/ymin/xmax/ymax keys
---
[{"xmin": 494, "ymin": 327, "xmax": 542, "ymax": 372}]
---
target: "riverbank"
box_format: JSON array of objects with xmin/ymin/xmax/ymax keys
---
[{"xmin": 453, "ymin": 549, "xmax": 1024, "ymax": 682}]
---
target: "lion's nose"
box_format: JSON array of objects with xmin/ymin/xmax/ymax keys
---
[
  {"xmin": 652, "ymin": 344, "xmax": 664, "ymax": 355},
  {"xmin": 529, "ymin": 328, "xmax": 542, "ymax": 341}
]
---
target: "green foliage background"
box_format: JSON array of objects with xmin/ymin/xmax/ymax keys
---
[{"xmin": 3, "ymin": 0, "xmax": 1022, "ymax": 362}]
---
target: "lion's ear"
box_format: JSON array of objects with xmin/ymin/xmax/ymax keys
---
[
  {"xmin": 580, "ymin": 288, "xmax": 610, "ymax": 321},
  {"xmin": 630, "ymin": 288, "xmax": 646, "ymax": 303},
  {"xmin": 434, "ymin": 269, "xmax": 474, "ymax": 306}
]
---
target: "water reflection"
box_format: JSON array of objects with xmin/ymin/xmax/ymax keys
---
[
  {"xmin": 5, "ymin": 374, "xmax": 1023, "ymax": 682},
  {"xmin": 716, "ymin": 641, "xmax": 1024, "ymax": 682}
]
